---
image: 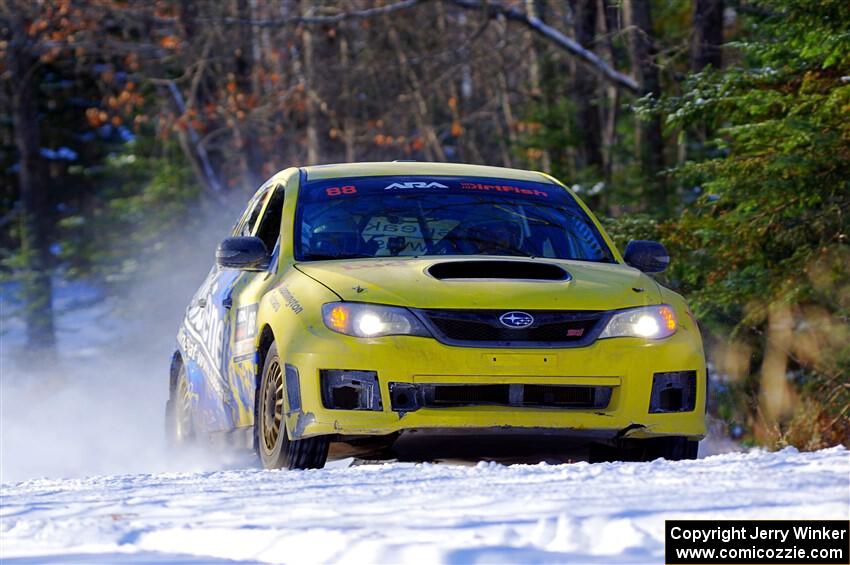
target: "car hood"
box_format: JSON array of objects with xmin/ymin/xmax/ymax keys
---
[{"xmin": 295, "ymin": 257, "xmax": 661, "ymax": 310}]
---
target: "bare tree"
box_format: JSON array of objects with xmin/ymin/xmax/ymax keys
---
[
  {"xmin": 623, "ymin": 0, "xmax": 666, "ymax": 209},
  {"xmin": 339, "ymin": 29, "xmax": 357, "ymax": 163},
  {"xmin": 301, "ymin": 20, "xmax": 320, "ymax": 166},
  {"xmin": 234, "ymin": 0, "xmax": 264, "ymax": 186},
  {"xmin": 597, "ymin": 0, "xmax": 623, "ymax": 186},
  {"xmin": 449, "ymin": 0, "xmax": 639, "ymax": 93},
  {"xmin": 569, "ymin": 0, "xmax": 603, "ymax": 174},
  {"xmin": 387, "ymin": 24, "xmax": 446, "ymax": 162},
  {"xmin": 524, "ymin": 0, "xmax": 552, "ymax": 172}
]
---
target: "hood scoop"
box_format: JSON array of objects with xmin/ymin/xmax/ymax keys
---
[{"xmin": 427, "ymin": 260, "xmax": 571, "ymax": 281}]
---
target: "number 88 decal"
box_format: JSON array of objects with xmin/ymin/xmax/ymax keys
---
[{"xmin": 326, "ymin": 185, "xmax": 357, "ymax": 197}]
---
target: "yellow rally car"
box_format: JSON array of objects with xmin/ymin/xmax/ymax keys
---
[{"xmin": 166, "ymin": 162, "xmax": 706, "ymax": 469}]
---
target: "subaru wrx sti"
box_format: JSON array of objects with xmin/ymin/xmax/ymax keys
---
[{"xmin": 167, "ymin": 162, "xmax": 706, "ymax": 469}]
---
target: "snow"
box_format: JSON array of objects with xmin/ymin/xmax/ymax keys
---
[{"xmin": 1, "ymin": 447, "xmax": 847, "ymax": 564}]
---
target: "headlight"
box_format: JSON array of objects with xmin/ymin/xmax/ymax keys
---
[
  {"xmin": 598, "ymin": 305, "xmax": 678, "ymax": 340},
  {"xmin": 322, "ymin": 303, "xmax": 431, "ymax": 338}
]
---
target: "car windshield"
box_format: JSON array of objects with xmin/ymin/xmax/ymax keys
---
[{"xmin": 296, "ymin": 175, "xmax": 615, "ymax": 262}]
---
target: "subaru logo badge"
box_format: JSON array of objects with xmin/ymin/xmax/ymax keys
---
[{"xmin": 499, "ymin": 311, "xmax": 534, "ymax": 329}]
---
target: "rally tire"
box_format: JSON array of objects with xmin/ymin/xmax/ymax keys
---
[
  {"xmin": 165, "ymin": 361, "xmax": 195, "ymax": 446},
  {"xmin": 256, "ymin": 342, "xmax": 329, "ymax": 470},
  {"xmin": 653, "ymin": 436, "xmax": 699, "ymax": 460},
  {"xmin": 632, "ymin": 436, "xmax": 699, "ymax": 461},
  {"xmin": 590, "ymin": 436, "xmax": 699, "ymax": 463}
]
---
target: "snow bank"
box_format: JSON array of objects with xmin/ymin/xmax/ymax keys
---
[{"xmin": 1, "ymin": 447, "xmax": 847, "ymax": 564}]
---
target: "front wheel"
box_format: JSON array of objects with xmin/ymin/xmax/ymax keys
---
[{"xmin": 256, "ymin": 342, "xmax": 329, "ymax": 470}]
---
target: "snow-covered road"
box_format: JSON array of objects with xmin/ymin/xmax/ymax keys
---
[{"xmin": 1, "ymin": 447, "xmax": 847, "ymax": 564}]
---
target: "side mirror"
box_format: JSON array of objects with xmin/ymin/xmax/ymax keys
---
[
  {"xmin": 216, "ymin": 236, "xmax": 270, "ymax": 270},
  {"xmin": 623, "ymin": 240, "xmax": 670, "ymax": 273}
]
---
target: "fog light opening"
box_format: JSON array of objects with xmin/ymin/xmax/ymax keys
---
[
  {"xmin": 649, "ymin": 371, "xmax": 697, "ymax": 413},
  {"xmin": 320, "ymin": 370, "xmax": 383, "ymax": 411}
]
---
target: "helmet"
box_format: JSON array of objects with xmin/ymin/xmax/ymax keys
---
[{"xmin": 465, "ymin": 217, "xmax": 524, "ymax": 255}]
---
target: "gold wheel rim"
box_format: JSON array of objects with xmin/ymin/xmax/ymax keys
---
[
  {"xmin": 262, "ymin": 359, "xmax": 284, "ymax": 451},
  {"xmin": 175, "ymin": 374, "xmax": 192, "ymax": 441}
]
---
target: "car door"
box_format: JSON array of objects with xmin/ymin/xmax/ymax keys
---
[
  {"xmin": 221, "ymin": 179, "xmax": 288, "ymax": 429},
  {"xmin": 178, "ymin": 179, "xmax": 276, "ymax": 433}
]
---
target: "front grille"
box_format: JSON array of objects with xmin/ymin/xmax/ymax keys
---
[
  {"xmin": 417, "ymin": 309, "xmax": 604, "ymax": 347},
  {"xmin": 432, "ymin": 384, "xmax": 510, "ymax": 405},
  {"xmin": 524, "ymin": 384, "xmax": 592, "ymax": 406},
  {"xmin": 389, "ymin": 382, "xmax": 613, "ymax": 412}
]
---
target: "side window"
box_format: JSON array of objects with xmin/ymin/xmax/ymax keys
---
[
  {"xmin": 255, "ymin": 184, "xmax": 286, "ymax": 252},
  {"xmin": 233, "ymin": 182, "xmax": 274, "ymax": 237}
]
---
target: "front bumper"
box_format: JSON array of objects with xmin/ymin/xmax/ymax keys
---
[{"xmin": 281, "ymin": 326, "xmax": 707, "ymax": 442}]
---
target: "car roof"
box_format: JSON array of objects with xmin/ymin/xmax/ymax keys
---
[{"xmin": 300, "ymin": 161, "xmax": 555, "ymax": 183}]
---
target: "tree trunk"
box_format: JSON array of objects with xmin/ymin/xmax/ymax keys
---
[
  {"xmin": 524, "ymin": 0, "xmax": 551, "ymax": 172},
  {"xmin": 497, "ymin": 73, "xmax": 518, "ymax": 168},
  {"xmin": 8, "ymin": 11, "xmax": 56, "ymax": 354},
  {"xmin": 570, "ymin": 0, "xmax": 603, "ymax": 174},
  {"xmin": 623, "ymin": 0, "xmax": 666, "ymax": 211},
  {"xmin": 683, "ymin": 0, "xmax": 724, "ymax": 180},
  {"xmin": 598, "ymin": 0, "xmax": 622, "ymax": 188},
  {"xmin": 691, "ymin": 0, "xmax": 724, "ymax": 72}
]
